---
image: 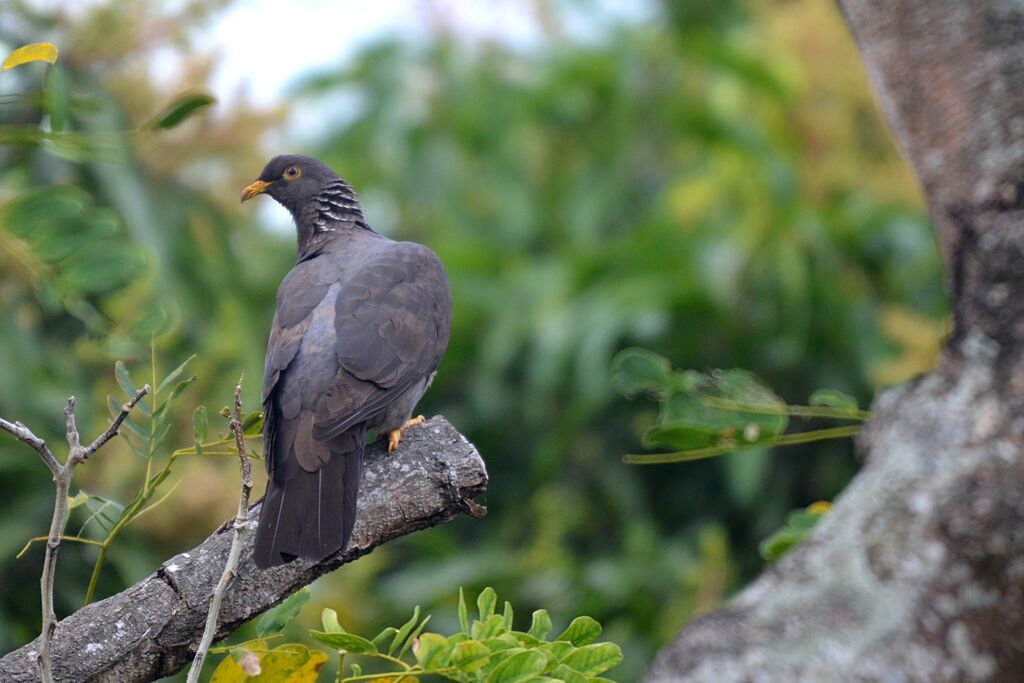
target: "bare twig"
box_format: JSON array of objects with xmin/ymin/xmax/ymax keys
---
[
  {"xmin": 0, "ymin": 385, "xmax": 150, "ymax": 683},
  {"xmin": 0, "ymin": 417, "xmax": 60, "ymax": 473},
  {"xmin": 187, "ymin": 374, "xmax": 254, "ymax": 683}
]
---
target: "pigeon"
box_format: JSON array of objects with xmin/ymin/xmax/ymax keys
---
[{"xmin": 241, "ymin": 155, "xmax": 451, "ymax": 568}]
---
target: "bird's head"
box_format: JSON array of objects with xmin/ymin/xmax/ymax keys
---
[{"xmin": 240, "ymin": 154, "xmax": 339, "ymax": 215}]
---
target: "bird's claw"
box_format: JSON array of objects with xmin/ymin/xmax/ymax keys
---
[{"xmin": 387, "ymin": 415, "xmax": 426, "ymax": 454}]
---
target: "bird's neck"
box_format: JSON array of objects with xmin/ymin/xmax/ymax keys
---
[{"xmin": 294, "ymin": 179, "xmax": 373, "ymax": 261}]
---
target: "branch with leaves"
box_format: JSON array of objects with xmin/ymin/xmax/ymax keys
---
[
  {"xmin": 611, "ymin": 347, "xmax": 867, "ymax": 464},
  {"xmin": 0, "ymin": 384, "xmax": 149, "ymax": 683}
]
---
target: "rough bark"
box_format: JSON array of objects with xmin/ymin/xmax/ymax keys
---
[
  {"xmin": 646, "ymin": 2, "xmax": 1024, "ymax": 681},
  {"xmin": 0, "ymin": 416, "xmax": 487, "ymax": 682}
]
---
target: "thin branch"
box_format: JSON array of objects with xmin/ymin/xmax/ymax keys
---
[
  {"xmin": 0, "ymin": 416, "xmax": 60, "ymax": 474},
  {"xmin": 187, "ymin": 374, "xmax": 254, "ymax": 683},
  {"xmin": 1, "ymin": 385, "xmax": 151, "ymax": 683},
  {"xmin": 79, "ymin": 385, "xmax": 150, "ymax": 463}
]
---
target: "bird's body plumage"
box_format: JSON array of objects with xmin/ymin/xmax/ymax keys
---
[{"xmin": 245, "ymin": 155, "xmax": 451, "ymax": 568}]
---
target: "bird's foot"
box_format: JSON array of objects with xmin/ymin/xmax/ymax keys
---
[{"xmin": 387, "ymin": 415, "xmax": 426, "ymax": 454}]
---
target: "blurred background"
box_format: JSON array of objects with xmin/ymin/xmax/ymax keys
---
[{"xmin": 0, "ymin": 0, "xmax": 947, "ymax": 679}]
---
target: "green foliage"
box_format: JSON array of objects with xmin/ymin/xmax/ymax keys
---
[
  {"xmin": 298, "ymin": 587, "xmax": 621, "ymax": 682},
  {"xmin": 759, "ymin": 502, "xmax": 831, "ymax": 562},
  {"xmin": 612, "ymin": 348, "xmax": 866, "ymax": 464},
  {"xmin": 144, "ymin": 91, "xmax": 217, "ymax": 131}
]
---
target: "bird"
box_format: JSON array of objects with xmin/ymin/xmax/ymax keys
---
[{"xmin": 241, "ymin": 154, "xmax": 451, "ymax": 568}]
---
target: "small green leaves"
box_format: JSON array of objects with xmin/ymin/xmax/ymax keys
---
[
  {"xmin": 477, "ymin": 586, "xmax": 497, "ymax": 621},
  {"xmin": 610, "ymin": 347, "xmax": 675, "ymax": 398},
  {"xmin": 115, "ymin": 360, "xmax": 136, "ymax": 397},
  {"xmin": 414, "ymin": 632, "xmax": 450, "ymax": 668},
  {"xmin": 555, "ymin": 616, "xmax": 602, "ymax": 646},
  {"xmin": 256, "ymin": 587, "xmax": 311, "ymax": 637},
  {"xmin": 528, "ymin": 609, "xmax": 553, "ymax": 640},
  {"xmin": 451, "ymin": 640, "xmax": 490, "ymax": 671},
  {"xmin": 486, "ymin": 649, "xmax": 546, "ymax": 682},
  {"xmin": 2, "ymin": 43, "xmax": 59, "ymax": 71},
  {"xmin": 615, "ymin": 347, "xmax": 868, "ymax": 464},
  {"xmin": 560, "ymin": 643, "xmax": 623, "ymax": 677},
  {"xmin": 145, "ymin": 91, "xmax": 215, "ymax": 130},
  {"xmin": 312, "ymin": 587, "xmax": 623, "ymax": 682},
  {"xmin": 759, "ymin": 501, "xmax": 831, "ymax": 562},
  {"xmin": 308, "ymin": 631, "xmax": 378, "ymax": 654},
  {"xmin": 193, "ymin": 406, "xmax": 208, "ymax": 453}
]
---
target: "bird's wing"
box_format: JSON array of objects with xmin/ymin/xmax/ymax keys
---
[{"xmin": 312, "ymin": 240, "xmax": 452, "ymax": 440}]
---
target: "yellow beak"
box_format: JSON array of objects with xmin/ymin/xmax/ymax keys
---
[{"xmin": 241, "ymin": 179, "xmax": 272, "ymax": 203}]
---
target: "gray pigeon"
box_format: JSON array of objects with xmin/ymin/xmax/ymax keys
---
[{"xmin": 241, "ymin": 155, "xmax": 451, "ymax": 568}]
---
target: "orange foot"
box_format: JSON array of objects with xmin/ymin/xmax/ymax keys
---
[{"xmin": 387, "ymin": 415, "xmax": 426, "ymax": 454}]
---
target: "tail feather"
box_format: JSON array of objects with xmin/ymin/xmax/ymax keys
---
[{"xmin": 253, "ymin": 425, "xmax": 364, "ymax": 568}]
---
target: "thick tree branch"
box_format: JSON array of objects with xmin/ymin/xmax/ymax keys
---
[
  {"xmin": 0, "ymin": 416, "xmax": 487, "ymax": 683},
  {"xmin": 646, "ymin": 2, "xmax": 1024, "ymax": 681}
]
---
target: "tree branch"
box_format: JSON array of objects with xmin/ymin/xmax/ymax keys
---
[
  {"xmin": 186, "ymin": 375, "xmax": 253, "ymax": 683},
  {"xmin": 0, "ymin": 416, "xmax": 487, "ymax": 683},
  {"xmin": 646, "ymin": 2, "xmax": 1024, "ymax": 680},
  {"xmin": 0, "ymin": 417, "xmax": 60, "ymax": 474}
]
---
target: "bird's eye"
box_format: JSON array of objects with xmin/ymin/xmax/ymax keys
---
[{"xmin": 284, "ymin": 166, "xmax": 301, "ymax": 180}]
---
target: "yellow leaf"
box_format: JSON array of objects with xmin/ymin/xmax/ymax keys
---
[
  {"xmin": 2, "ymin": 43, "xmax": 59, "ymax": 72},
  {"xmin": 281, "ymin": 649, "xmax": 327, "ymax": 682}
]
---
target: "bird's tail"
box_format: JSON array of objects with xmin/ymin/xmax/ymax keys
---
[{"xmin": 252, "ymin": 426, "xmax": 363, "ymax": 569}]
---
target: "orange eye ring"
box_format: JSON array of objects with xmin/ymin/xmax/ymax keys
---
[{"xmin": 284, "ymin": 166, "xmax": 302, "ymax": 180}]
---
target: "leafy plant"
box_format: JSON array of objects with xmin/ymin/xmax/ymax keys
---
[
  {"xmin": 612, "ymin": 347, "xmax": 868, "ymax": 464},
  {"xmin": 213, "ymin": 587, "xmax": 624, "ymax": 682},
  {"xmin": 16, "ymin": 345, "xmax": 261, "ymax": 604}
]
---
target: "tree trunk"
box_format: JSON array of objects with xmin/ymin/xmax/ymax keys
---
[
  {"xmin": 646, "ymin": 1, "xmax": 1024, "ymax": 681},
  {"xmin": 0, "ymin": 417, "xmax": 487, "ymax": 682}
]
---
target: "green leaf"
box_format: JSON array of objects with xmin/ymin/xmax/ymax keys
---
[
  {"xmin": 555, "ymin": 616, "xmax": 602, "ymax": 646},
  {"xmin": 308, "ymin": 631, "xmax": 378, "ymax": 654},
  {"xmin": 473, "ymin": 614, "xmax": 506, "ymax": 641},
  {"xmin": 67, "ymin": 491, "xmax": 89, "ymax": 510},
  {"xmin": 155, "ymin": 354, "xmax": 197, "ymax": 395},
  {"xmin": 389, "ymin": 605, "xmax": 421, "ymax": 657},
  {"xmin": 451, "ymin": 639, "xmax": 491, "ymax": 672},
  {"xmin": 610, "ymin": 347, "xmax": 675, "ymax": 398},
  {"xmin": 321, "ymin": 608, "xmax": 342, "ymax": 634},
  {"xmin": 477, "ymin": 586, "xmax": 497, "ymax": 621},
  {"xmin": 458, "ymin": 587, "xmax": 470, "ymax": 634},
  {"xmin": 502, "ymin": 601, "xmax": 514, "ymax": 632},
  {"xmin": 537, "ymin": 640, "xmax": 573, "ymax": 666},
  {"xmin": 44, "ymin": 65, "xmax": 68, "ymax": 132},
  {"xmin": 120, "ymin": 414, "xmax": 150, "ymax": 442},
  {"xmin": 2, "ymin": 43, "xmax": 59, "ymax": 71},
  {"xmin": 527, "ymin": 610, "xmax": 553, "ymax": 640},
  {"xmin": 414, "ymin": 632, "xmax": 451, "ymax": 669},
  {"xmin": 485, "ymin": 650, "xmax": 547, "ymax": 683},
  {"xmin": 549, "ymin": 664, "xmax": 588, "ymax": 683},
  {"xmin": 156, "ymin": 375, "xmax": 197, "ymax": 416},
  {"xmin": 399, "ymin": 614, "xmax": 431, "ymax": 659},
  {"xmin": 193, "ymin": 405, "xmax": 208, "ymax": 454},
  {"xmin": 58, "ymin": 242, "xmax": 145, "ymax": 294},
  {"xmin": 371, "ymin": 626, "xmax": 398, "ymax": 648},
  {"xmin": 759, "ymin": 504, "xmax": 830, "ymax": 562},
  {"xmin": 642, "ymin": 369, "xmax": 788, "ymax": 452},
  {"xmin": 808, "ymin": 388, "xmax": 859, "ymax": 413},
  {"xmin": 242, "ymin": 411, "xmax": 264, "ymax": 436},
  {"xmin": 115, "ymin": 360, "xmax": 136, "ymax": 398},
  {"xmin": 145, "ymin": 91, "xmax": 215, "ymax": 130},
  {"xmin": 256, "ymin": 587, "xmax": 310, "ymax": 637},
  {"xmin": 559, "ymin": 643, "xmax": 623, "ymax": 676}
]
